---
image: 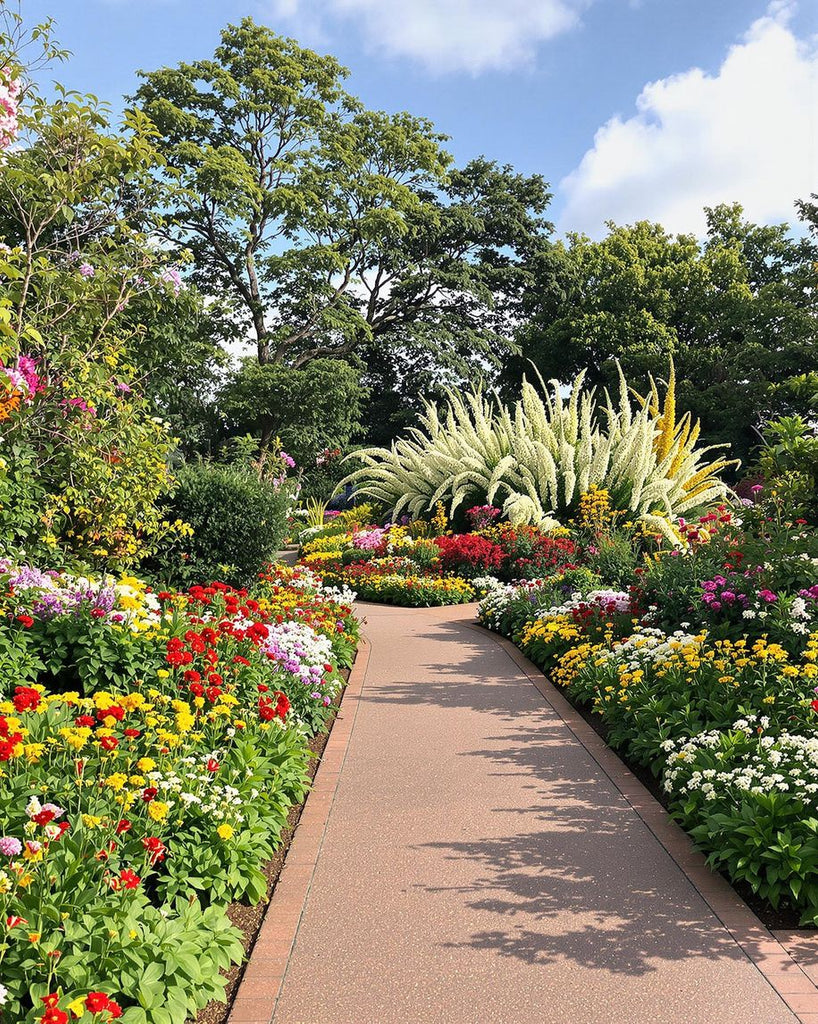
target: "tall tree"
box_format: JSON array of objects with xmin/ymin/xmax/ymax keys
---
[
  {"xmin": 133, "ymin": 18, "xmax": 450, "ymax": 367},
  {"xmin": 511, "ymin": 205, "xmax": 817, "ymax": 463}
]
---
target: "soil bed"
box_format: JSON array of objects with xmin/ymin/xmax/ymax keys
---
[{"xmin": 192, "ymin": 677, "xmax": 347, "ymax": 1024}]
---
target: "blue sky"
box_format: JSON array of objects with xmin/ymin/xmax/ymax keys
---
[{"xmin": 21, "ymin": 0, "xmax": 818, "ymax": 236}]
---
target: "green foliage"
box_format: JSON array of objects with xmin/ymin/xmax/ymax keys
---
[
  {"xmin": 755, "ymin": 416, "xmax": 818, "ymax": 523},
  {"xmin": 583, "ymin": 530, "xmax": 640, "ymax": 588},
  {"xmin": 0, "ymin": 81, "xmax": 186, "ymax": 568},
  {"xmin": 150, "ymin": 461, "xmax": 292, "ymax": 587},
  {"xmin": 219, "ymin": 357, "xmax": 366, "ymax": 466},
  {"xmin": 513, "ymin": 206, "xmax": 818, "ymax": 463},
  {"xmin": 133, "ymin": 18, "xmax": 450, "ymax": 367}
]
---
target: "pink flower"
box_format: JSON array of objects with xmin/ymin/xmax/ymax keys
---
[
  {"xmin": 79, "ymin": 263, "xmax": 95, "ymax": 277},
  {"xmin": 759, "ymin": 589, "xmax": 778, "ymax": 603},
  {"xmin": 0, "ymin": 836, "xmax": 21, "ymax": 857}
]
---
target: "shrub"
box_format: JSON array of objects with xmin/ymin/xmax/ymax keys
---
[
  {"xmin": 491, "ymin": 525, "xmax": 577, "ymax": 580},
  {"xmin": 343, "ymin": 361, "xmax": 735, "ymax": 536},
  {"xmin": 434, "ymin": 533, "xmax": 505, "ymax": 575},
  {"xmin": 150, "ymin": 463, "xmax": 292, "ymax": 587}
]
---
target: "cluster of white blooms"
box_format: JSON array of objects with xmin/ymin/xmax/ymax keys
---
[
  {"xmin": 592, "ymin": 626, "xmax": 701, "ymax": 670},
  {"xmin": 295, "ymin": 524, "xmax": 327, "ymax": 545},
  {"xmin": 150, "ymin": 757, "xmax": 245, "ymax": 824},
  {"xmin": 476, "ymin": 578, "xmax": 551, "ymax": 630},
  {"xmin": 471, "ymin": 575, "xmax": 503, "ymax": 594},
  {"xmin": 662, "ymin": 719, "xmax": 818, "ymax": 802},
  {"xmin": 530, "ymin": 589, "xmax": 631, "ymax": 622},
  {"xmin": 262, "ymin": 620, "xmax": 337, "ymax": 693}
]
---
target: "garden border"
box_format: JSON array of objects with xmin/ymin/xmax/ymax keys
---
[
  {"xmin": 226, "ymin": 636, "xmax": 371, "ymax": 1024},
  {"xmin": 470, "ymin": 621, "xmax": 818, "ymax": 1023}
]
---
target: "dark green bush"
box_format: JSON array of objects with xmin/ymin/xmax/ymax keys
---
[{"xmin": 149, "ymin": 462, "xmax": 292, "ymax": 587}]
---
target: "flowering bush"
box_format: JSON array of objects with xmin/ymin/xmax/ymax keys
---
[
  {"xmin": 434, "ymin": 534, "xmax": 505, "ymax": 575},
  {"xmin": 0, "ymin": 559, "xmax": 359, "ymax": 1021},
  {"xmin": 0, "ymin": 66, "xmax": 20, "ymax": 149}
]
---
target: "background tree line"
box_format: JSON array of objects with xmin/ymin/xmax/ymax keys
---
[{"xmin": 1, "ymin": 10, "xmax": 816, "ymax": 578}]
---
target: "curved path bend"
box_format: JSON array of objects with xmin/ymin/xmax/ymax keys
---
[{"xmin": 263, "ymin": 602, "xmax": 812, "ymax": 1024}]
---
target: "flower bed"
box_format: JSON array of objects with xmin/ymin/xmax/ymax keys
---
[
  {"xmin": 477, "ymin": 497, "xmax": 818, "ymax": 924},
  {"xmin": 295, "ymin": 507, "xmax": 578, "ymax": 607},
  {"xmin": 0, "ymin": 561, "xmax": 359, "ymax": 1022}
]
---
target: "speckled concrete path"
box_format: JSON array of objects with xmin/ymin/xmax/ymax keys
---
[{"xmin": 271, "ymin": 602, "xmax": 798, "ymax": 1024}]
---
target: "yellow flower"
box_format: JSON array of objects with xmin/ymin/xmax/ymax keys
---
[
  {"xmin": 82, "ymin": 814, "xmax": 104, "ymax": 829},
  {"xmin": 147, "ymin": 801, "xmax": 169, "ymax": 822},
  {"xmin": 23, "ymin": 743, "xmax": 45, "ymax": 764},
  {"xmin": 216, "ymin": 823, "xmax": 234, "ymax": 841},
  {"xmin": 105, "ymin": 773, "xmax": 128, "ymax": 792},
  {"xmin": 136, "ymin": 757, "xmax": 156, "ymax": 773}
]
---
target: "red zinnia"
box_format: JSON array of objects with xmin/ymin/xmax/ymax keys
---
[
  {"xmin": 85, "ymin": 992, "xmax": 111, "ymax": 1013},
  {"xmin": 13, "ymin": 685, "xmax": 41, "ymax": 712},
  {"xmin": 118, "ymin": 869, "xmax": 141, "ymax": 890}
]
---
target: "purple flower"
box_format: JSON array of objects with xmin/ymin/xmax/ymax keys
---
[{"xmin": 79, "ymin": 263, "xmax": 95, "ymax": 277}]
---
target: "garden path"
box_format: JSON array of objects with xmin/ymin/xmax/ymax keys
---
[{"xmin": 269, "ymin": 602, "xmax": 799, "ymax": 1024}]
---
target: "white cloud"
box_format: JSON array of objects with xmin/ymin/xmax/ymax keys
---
[
  {"xmin": 559, "ymin": 1, "xmax": 818, "ymax": 236},
  {"xmin": 267, "ymin": 0, "xmax": 591, "ymax": 73}
]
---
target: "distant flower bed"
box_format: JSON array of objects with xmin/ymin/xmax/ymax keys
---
[
  {"xmin": 296, "ymin": 506, "xmax": 578, "ymax": 607},
  {"xmin": 0, "ymin": 560, "xmax": 359, "ymax": 1023}
]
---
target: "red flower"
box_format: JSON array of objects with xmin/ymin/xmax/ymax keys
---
[
  {"xmin": 206, "ymin": 758, "xmax": 219, "ymax": 773},
  {"xmin": 118, "ymin": 869, "xmax": 141, "ymax": 890},
  {"xmin": 116, "ymin": 820, "xmax": 132, "ymax": 835},
  {"xmin": 811, "ymin": 700, "xmax": 818, "ymax": 713},
  {"xmin": 233, "ymin": 655, "xmax": 251, "ymax": 667},
  {"xmin": 39, "ymin": 994, "xmax": 69, "ymax": 1024},
  {"xmin": 7, "ymin": 914, "xmax": 27, "ymax": 928},
  {"xmin": 97, "ymin": 705, "xmax": 124, "ymax": 722},
  {"xmin": 142, "ymin": 787, "xmax": 158, "ymax": 803},
  {"xmin": 85, "ymin": 992, "xmax": 111, "ymax": 1013},
  {"xmin": 99, "ymin": 736, "xmax": 119, "ymax": 751},
  {"xmin": 142, "ymin": 836, "xmax": 167, "ymax": 865},
  {"xmin": 184, "ymin": 669, "xmax": 201, "ymax": 683},
  {"xmin": 75, "ymin": 715, "xmax": 96, "ymax": 728},
  {"xmin": 107, "ymin": 1001, "xmax": 123, "ymax": 1020},
  {"xmin": 90, "ymin": 607, "xmax": 105, "ymax": 619},
  {"xmin": 123, "ymin": 728, "xmax": 141, "ymax": 739},
  {"xmin": 13, "ymin": 685, "xmax": 42, "ymax": 712},
  {"xmin": 33, "ymin": 809, "xmax": 56, "ymax": 826},
  {"xmin": 15, "ymin": 614, "xmax": 34, "ymax": 628}
]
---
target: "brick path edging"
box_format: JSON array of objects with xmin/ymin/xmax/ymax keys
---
[
  {"xmin": 227, "ymin": 637, "xmax": 371, "ymax": 1024},
  {"xmin": 472, "ymin": 622, "xmax": 818, "ymax": 1023}
]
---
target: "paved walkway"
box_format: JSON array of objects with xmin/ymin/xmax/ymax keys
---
[{"xmin": 271, "ymin": 602, "xmax": 800, "ymax": 1024}]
